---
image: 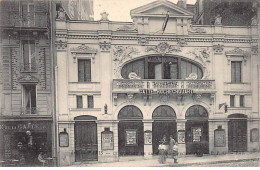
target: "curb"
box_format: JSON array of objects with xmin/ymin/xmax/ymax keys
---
[{"xmin": 165, "ymin": 158, "xmax": 260, "ymax": 167}]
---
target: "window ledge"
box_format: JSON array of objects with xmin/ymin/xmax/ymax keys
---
[
  {"xmin": 228, "ymin": 107, "xmax": 251, "ymax": 110},
  {"xmin": 224, "ymin": 82, "xmax": 249, "ymax": 85},
  {"xmin": 70, "ymin": 108, "xmax": 101, "ymax": 111},
  {"xmin": 69, "ymin": 82, "xmax": 100, "ymax": 84}
]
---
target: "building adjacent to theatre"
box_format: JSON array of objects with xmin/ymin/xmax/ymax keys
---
[
  {"xmin": 55, "ymin": 0, "xmax": 260, "ymax": 166},
  {"xmin": 0, "ymin": 0, "xmax": 93, "ymax": 166}
]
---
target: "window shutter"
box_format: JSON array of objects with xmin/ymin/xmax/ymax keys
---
[
  {"xmin": 84, "ymin": 60, "xmax": 91, "ymax": 82},
  {"xmin": 78, "ymin": 60, "xmax": 84, "ymax": 82},
  {"xmin": 231, "ymin": 62, "xmax": 236, "ymax": 83}
]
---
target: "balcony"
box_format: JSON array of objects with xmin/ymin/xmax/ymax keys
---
[
  {"xmin": 0, "ymin": 11, "xmax": 48, "ymax": 28},
  {"xmin": 113, "ymin": 79, "xmax": 216, "ymax": 94},
  {"xmin": 21, "ymin": 107, "xmax": 38, "ymax": 115},
  {"xmin": 20, "ymin": 63, "xmax": 37, "ymax": 72},
  {"xmin": 20, "ymin": 107, "xmax": 50, "ymax": 115}
]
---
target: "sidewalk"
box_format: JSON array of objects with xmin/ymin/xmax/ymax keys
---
[{"xmin": 71, "ymin": 152, "xmax": 260, "ymax": 167}]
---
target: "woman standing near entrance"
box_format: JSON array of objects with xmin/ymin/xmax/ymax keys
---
[
  {"xmin": 169, "ymin": 136, "xmax": 178, "ymax": 163},
  {"xmin": 158, "ymin": 135, "xmax": 168, "ymax": 164}
]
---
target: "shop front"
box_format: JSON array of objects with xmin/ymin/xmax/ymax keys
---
[{"xmin": 0, "ymin": 120, "xmax": 52, "ymax": 166}]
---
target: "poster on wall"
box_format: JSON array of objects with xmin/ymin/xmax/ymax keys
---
[
  {"xmin": 102, "ymin": 131, "xmax": 114, "ymax": 150},
  {"xmin": 59, "ymin": 131, "xmax": 69, "ymax": 147},
  {"xmin": 192, "ymin": 127, "xmax": 201, "ymax": 142},
  {"xmin": 144, "ymin": 130, "xmax": 152, "ymax": 145},
  {"xmin": 125, "ymin": 129, "xmax": 137, "ymax": 146},
  {"xmin": 214, "ymin": 129, "xmax": 225, "ymax": 147},
  {"xmin": 178, "ymin": 130, "xmax": 185, "ymax": 144}
]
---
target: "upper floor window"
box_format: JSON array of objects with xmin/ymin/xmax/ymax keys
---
[
  {"xmin": 240, "ymin": 95, "xmax": 244, "ymax": 107},
  {"xmin": 78, "ymin": 59, "xmax": 91, "ymax": 82},
  {"xmin": 76, "ymin": 95, "xmax": 83, "ymax": 108},
  {"xmin": 22, "ymin": 40, "xmax": 36, "ymax": 72},
  {"xmin": 230, "ymin": 95, "xmax": 235, "ymax": 107},
  {"xmin": 22, "ymin": 84, "xmax": 36, "ymax": 114},
  {"xmin": 87, "ymin": 95, "xmax": 94, "ymax": 108},
  {"xmin": 231, "ymin": 61, "xmax": 242, "ymax": 83},
  {"xmin": 121, "ymin": 56, "xmax": 203, "ymax": 80}
]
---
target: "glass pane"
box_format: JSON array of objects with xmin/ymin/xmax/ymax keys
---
[
  {"xmin": 78, "ymin": 60, "xmax": 85, "ymax": 82},
  {"xmin": 77, "ymin": 96, "xmax": 83, "ymax": 108},
  {"xmin": 240, "ymin": 95, "xmax": 244, "ymax": 107},
  {"xmin": 231, "ymin": 62, "xmax": 236, "ymax": 83},
  {"xmin": 88, "ymin": 96, "xmax": 94, "ymax": 108},
  {"xmin": 84, "ymin": 60, "xmax": 91, "ymax": 81},
  {"xmin": 230, "ymin": 95, "xmax": 235, "ymax": 107}
]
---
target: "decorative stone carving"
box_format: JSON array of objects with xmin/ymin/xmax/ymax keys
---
[
  {"xmin": 117, "ymin": 23, "xmax": 137, "ymax": 32},
  {"xmin": 251, "ymin": 15, "xmax": 258, "ymax": 26},
  {"xmin": 188, "ymin": 48, "xmax": 210, "ymax": 80},
  {"xmin": 126, "ymin": 93, "xmax": 135, "ymax": 103},
  {"xmin": 160, "ymin": 94, "xmax": 169, "ymax": 103},
  {"xmin": 113, "ymin": 46, "xmax": 139, "ymax": 64},
  {"xmin": 113, "ymin": 94, "xmax": 117, "ymax": 106},
  {"xmin": 215, "ymin": 14, "xmax": 222, "ymax": 25},
  {"xmin": 146, "ymin": 42, "xmax": 181, "ymax": 56},
  {"xmin": 70, "ymin": 44, "xmax": 97, "ymax": 63},
  {"xmin": 251, "ymin": 45, "xmax": 258, "ymax": 55},
  {"xmin": 188, "ymin": 20, "xmax": 206, "ymax": 33},
  {"xmin": 55, "ymin": 40, "xmax": 67, "ymax": 50},
  {"xmin": 177, "ymin": 94, "xmax": 184, "ymax": 105},
  {"xmin": 128, "ymin": 72, "xmax": 141, "ymax": 79},
  {"xmin": 210, "ymin": 93, "xmax": 215, "ymax": 105},
  {"xmin": 17, "ymin": 74, "xmax": 39, "ymax": 83},
  {"xmin": 213, "ymin": 44, "xmax": 224, "ymax": 54},
  {"xmin": 193, "ymin": 94, "xmax": 202, "ymax": 103},
  {"xmin": 99, "ymin": 41, "xmax": 111, "ymax": 51},
  {"xmin": 56, "ymin": 7, "xmax": 66, "ymax": 21},
  {"xmin": 138, "ymin": 37, "xmax": 149, "ymax": 45},
  {"xmin": 185, "ymin": 73, "xmax": 198, "ymax": 80},
  {"xmin": 225, "ymin": 47, "xmax": 248, "ymax": 65},
  {"xmin": 177, "ymin": 38, "xmax": 187, "ymax": 47},
  {"xmin": 143, "ymin": 95, "xmax": 152, "ymax": 106},
  {"xmin": 100, "ymin": 11, "xmax": 109, "ymax": 21}
]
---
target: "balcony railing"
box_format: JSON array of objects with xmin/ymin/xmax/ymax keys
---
[
  {"xmin": 20, "ymin": 63, "xmax": 37, "ymax": 72},
  {"xmin": 113, "ymin": 79, "xmax": 216, "ymax": 94},
  {"xmin": 0, "ymin": 11, "xmax": 48, "ymax": 28},
  {"xmin": 21, "ymin": 107, "xmax": 38, "ymax": 115}
]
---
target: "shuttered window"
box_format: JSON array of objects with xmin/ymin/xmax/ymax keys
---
[
  {"xmin": 76, "ymin": 96, "xmax": 83, "ymax": 108},
  {"xmin": 87, "ymin": 95, "xmax": 94, "ymax": 108},
  {"xmin": 231, "ymin": 61, "xmax": 242, "ymax": 83},
  {"xmin": 78, "ymin": 59, "xmax": 91, "ymax": 82},
  {"xmin": 230, "ymin": 95, "xmax": 235, "ymax": 107},
  {"xmin": 240, "ymin": 95, "xmax": 244, "ymax": 107}
]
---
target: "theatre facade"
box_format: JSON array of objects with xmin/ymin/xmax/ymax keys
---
[{"xmin": 55, "ymin": 0, "xmax": 260, "ymax": 166}]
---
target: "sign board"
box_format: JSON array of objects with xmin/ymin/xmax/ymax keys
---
[
  {"xmin": 144, "ymin": 130, "xmax": 152, "ymax": 145},
  {"xmin": 214, "ymin": 129, "xmax": 225, "ymax": 147},
  {"xmin": 102, "ymin": 131, "xmax": 114, "ymax": 150},
  {"xmin": 178, "ymin": 130, "xmax": 185, "ymax": 144},
  {"xmin": 125, "ymin": 129, "xmax": 137, "ymax": 146},
  {"xmin": 250, "ymin": 128, "xmax": 259, "ymax": 142},
  {"xmin": 59, "ymin": 132, "xmax": 69, "ymax": 147}
]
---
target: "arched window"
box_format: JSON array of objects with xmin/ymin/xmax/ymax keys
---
[
  {"xmin": 121, "ymin": 56, "xmax": 203, "ymax": 80},
  {"xmin": 118, "ymin": 105, "xmax": 143, "ymax": 120},
  {"xmin": 185, "ymin": 105, "xmax": 208, "ymax": 119},
  {"xmin": 152, "ymin": 105, "xmax": 176, "ymax": 119}
]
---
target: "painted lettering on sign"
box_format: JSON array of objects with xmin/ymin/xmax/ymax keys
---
[{"xmin": 139, "ymin": 89, "xmax": 193, "ymax": 94}]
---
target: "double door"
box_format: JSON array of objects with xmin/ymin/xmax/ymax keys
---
[
  {"xmin": 75, "ymin": 122, "xmax": 97, "ymax": 161},
  {"xmin": 228, "ymin": 120, "xmax": 247, "ymax": 152}
]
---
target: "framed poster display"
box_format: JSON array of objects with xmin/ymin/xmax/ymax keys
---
[
  {"xmin": 101, "ymin": 131, "xmax": 114, "ymax": 150},
  {"xmin": 125, "ymin": 129, "xmax": 138, "ymax": 146},
  {"xmin": 178, "ymin": 130, "xmax": 185, "ymax": 144},
  {"xmin": 144, "ymin": 130, "xmax": 152, "ymax": 145},
  {"xmin": 59, "ymin": 130, "xmax": 69, "ymax": 147},
  {"xmin": 192, "ymin": 127, "xmax": 202, "ymax": 142},
  {"xmin": 214, "ymin": 129, "xmax": 225, "ymax": 147}
]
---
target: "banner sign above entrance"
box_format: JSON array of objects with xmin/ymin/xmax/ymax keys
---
[{"xmin": 113, "ymin": 79, "xmax": 215, "ymax": 94}]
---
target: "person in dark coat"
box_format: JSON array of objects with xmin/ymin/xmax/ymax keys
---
[{"xmin": 169, "ymin": 135, "xmax": 178, "ymax": 163}]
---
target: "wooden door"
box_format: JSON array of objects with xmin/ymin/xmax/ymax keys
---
[
  {"xmin": 228, "ymin": 120, "xmax": 247, "ymax": 152},
  {"xmin": 75, "ymin": 122, "xmax": 98, "ymax": 161}
]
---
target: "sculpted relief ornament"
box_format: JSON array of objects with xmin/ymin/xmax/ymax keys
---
[
  {"xmin": 146, "ymin": 42, "xmax": 181, "ymax": 56},
  {"xmin": 113, "ymin": 46, "xmax": 140, "ymax": 78},
  {"xmin": 188, "ymin": 48, "xmax": 211, "ymax": 79}
]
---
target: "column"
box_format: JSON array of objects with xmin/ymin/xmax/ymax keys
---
[
  {"xmin": 143, "ymin": 120, "xmax": 153, "ymax": 159},
  {"xmin": 176, "ymin": 120, "xmax": 186, "ymax": 156},
  {"xmin": 177, "ymin": 120, "xmax": 187, "ymax": 156}
]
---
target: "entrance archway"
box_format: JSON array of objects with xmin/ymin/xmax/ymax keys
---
[
  {"xmin": 118, "ymin": 105, "xmax": 144, "ymax": 156},
  {"xmin": 185, "ymin": 105, "xmax": 209, "ymax": 155},
  {"xmin": 74, "ymin": 115, "xmax": 97, "ymax": 162},
  {"xmin": 152, "ymin": 105, "xmax": 177, "ymax": 154},
  {"xmin": 228, "ymin": 114, "xmax": 247, "ymax": 152}
]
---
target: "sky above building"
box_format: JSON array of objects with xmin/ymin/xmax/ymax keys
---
[{"xmin": 93, "ymin": 0, "xmax": 196, "ymax": 22}]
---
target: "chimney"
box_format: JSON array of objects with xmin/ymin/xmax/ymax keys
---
[{"xmin": 177, "ymin": 0, "xmax": 187, "ymax": 9}]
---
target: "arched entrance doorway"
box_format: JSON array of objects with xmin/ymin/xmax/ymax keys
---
[
  {"xmin": 228, "ymin": 114, "xmax": 247, "ymax": 152},
  {"xmin": 152, "ymin": 105, "xmax": 177, "ymax": 155},
  {"xmin": 74, "ymin": 115, "xmax": 98, "ymax": 161},
  {"xmin": 185, "ymin": 105, "xmax": 209, "ymax": 155},
  {"xmin": 118, "ymin": 105, "xmax": 144, "ymax": 156}
]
